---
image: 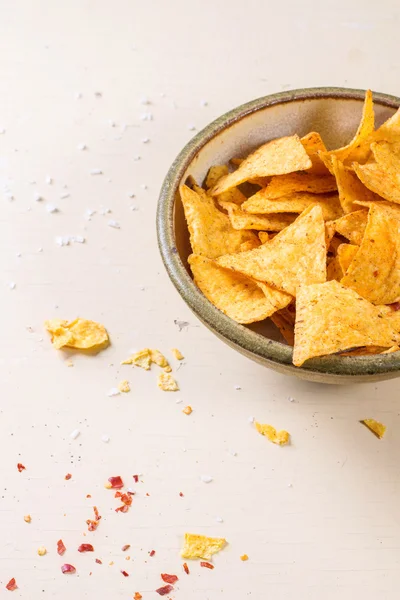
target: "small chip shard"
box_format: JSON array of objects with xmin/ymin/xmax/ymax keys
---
[
  {"xmin": 255, "ymin": 422, "xmax": 290, "ymax": 445},
  {"xmin": 45, "ymin": 318, "xmax": 109, "ymax": 350},
  {"xmin": 37, "ymin": 546, "xmax": 47, "ymax": 556},
  {"xmin": 118, "ymin": 380, "xmax": 130, "ymax": 393},
  {"xmin": 24, "ymin": 515, "xmax": 31, "ymax": 523},
  {"xmin": 240, "ymin": 554, "xmax": 249, "ymax": 561},
  {"xmin": 172, "ymin": 348, "xmax": 184, "ymax": 360},
  {"xmin": 360, "ymin": 419, "xmax": 386, "ymax": 439},
  {"xmin": 158, "ymin": 372, "xmax": 179, "ymax": 391},
  {"xmin": 181, "ymin": 533, "xmax": 227, "ymax": 560},
  {"xmin": 183, "ymin": 405, "xmax": 192, "ymax": 415}
]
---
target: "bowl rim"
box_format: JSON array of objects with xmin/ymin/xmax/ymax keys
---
[{"xmin": 157, "ymin": 86, "xmax": 400, "ymax": 377}]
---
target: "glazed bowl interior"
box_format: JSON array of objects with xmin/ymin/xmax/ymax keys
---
[{"xmin": 158, "ymin": 88, "xmax": 400, "ymax": 383}]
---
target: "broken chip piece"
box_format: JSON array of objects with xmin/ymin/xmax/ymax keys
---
[
  {"xmin": 118, "ymin": 380, "xmax": 130, "ymax": 393},
  {"xmin": 172, "ymin": 348, "xmax": 184, "ymax": 360},
  {"xmin": 181, "ymin": 533, "xmax": 227, "ymax": 560},
  {"xmin": 360, "ymin": 419, "xmax": 386, "ymax": 439},
  {"xmin": 255, "ymin": 422, "xmax": 290, "ymax": 445},
  {"xmin": 157, "ymin": 372, "xmax": 179, "ymax": 391},
  {"xmin": 44, "ymin": 318, "xmax": 109, "ymax": 350}
]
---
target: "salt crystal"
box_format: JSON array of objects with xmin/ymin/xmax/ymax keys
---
[
  {"xmin": 215, "ymin": 516, "xmax": 223, "ymax": 523},
  {"xmin": 99, "ymin": 207, "xmax": 111, "ymax": 215},
  {"xmin": 46, "ymin": 204, "xmax": 58, "ymax": 213},
  {"xmin": 188, "ymin": 124, "xmax": 196, "ymax": 131},
  {"xmin": 77, "ymin": 143, "xmax": 87, "ymax": 151},
  {"xmin": 60, "ymin": 193, "xmax": 70, "ymax": 199},
  {"xmin": 8, "ymin": 282, "xmax": 16, "ymax": 290},
  {"xmin": 140, "ymin": 184, "xmax": 147, "ymax": 190},
  {"xmin": 34, "ymin": 192, "xmax": 43, "ymax": 202},
  {"xmin": 130, "ymin": 205, "xmax": 138, "ymax": 211},
  {"xmin": 75, "ymin": 92, "xmax": 82, "ymax": 100},
  {"xmin": 201, "ymin": 100, "xmax": 208, "ymax": 107},
  {"xmin": 175, "ymin": 399, "xmax": 183, "ymax": 404},
  {"xmin": 234, "ymin": 385, "xmax": 241, "ymax": 390},
  {"xmin": 107, "ymin": 387, "xmax": 120, "ymax": 397},
  {"xmin": 140, "ymin": 113, "xmax": 153, "ymax": 121},
  {"xmin": 45, "ymin": 176, "xmax": 53, "ymax": 185},
  {"xmin": 133, "ymin": 155, "xmax": 141, "ymax": 161},
  {"xmin": 38, "ymin": 247, "xmax": 43, "ymax": 252},
  {"xmin": 248, "ymin": 416, "xmax": 255, "ymax": 423},
  {"xmin": 0, "ymin": 128, "xmax": 5, "ymax": 134},
  {"xmin": 228, "ymin": 449, "xmax": 237, "ymax": 457},
  {"xmin": 5, "ymin": 192, "xmax": 14, "ymax": 201},
  {"xmin": 108, "ymin": 220, "xmax": 120, "ymax": 229},
  {"xmin": 109, "ymin": 120, "xmax": 116, "ymax": 127},
  {"xmin": 200, "ymin": 475, "xmax": 213, "ymax": 484},
  {"xmin": 90, "ymin": 168, "xmax": 102, "ymax": 175},
  {"xmin": 288, "ymin": 483, "xmax": 293, "ymax": 488},
  {"xmin": 70, "ymin": 429, "xmax": 80, "ymax": 440},
  {"xmin": 141, "ymin": 137, "xmax": 150, "ymax": 143},
  {"xmin": 16, "ymin": 253, "xmax": 21, "ymax": 258},
  {"xmin": 85, "ymin": 208, "xmax": 95, "ymax": 217},
  {"xmin": 128, "ymin": 193, "xmax": 135, "ymax": 198},
  {"xmin": 140, "ymin": 96, "xmax": 151, "ymax": 105},
  {"xmin": 288, "ymin": 396, "xmax": 295, "ymax": 403},
  {"xmin": 101, "ymin": 434, "xmax": 110, "ymax": 443}
]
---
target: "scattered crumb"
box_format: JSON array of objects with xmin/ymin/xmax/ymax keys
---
[
  {"xmin": 360, "ymin": 419, "xmax": 386, "ymax": 439},
  {"xmin": 255, "ymin": 422, "xmax": 290, "ymax": 445},
  {"xmin": 66, "ymin": 360, "xmax": 74, "ymax": 367},
  {"xmin": 248, "ymin": 416, "xmax": 255, "ymax": 423},
  {"xmin": 118, "ymin": 380, "xmax": 130, "ymax": 393},
  {"xmin": 172, "ymin": 348, "xmax": 184, "ymax": 360},
  {"xmin": 24, "ymin": 515, "xmax": 31, "ymax": 523},
  {"xmin": 215, "ymin": 516, "xmax": 223, "ymax": 523},
  {"xmin": 183, "ymin": 406, "xmax": 192, "ymax": 415},
  {"xmin": 181, "ymin": 533, "xmax": 227, "ymax": 560},
  {"xmin": 60, "ymin": 192, "xmax": 70, "ymax": 199},
  {"xmin": 140, "ymin": 113, "xmax": 153, "ymax": 121},
  {"xmin": 158, "ymin": 372, "xmax": 179, "ymax": 391},
  {"xmin": 188, "ymin": 124, "xmax": 196, "ymax": 131},
  {"xmin": 240, "ymin": 554, "xmax": 249, "ymax": 561},
  {"xmin": 174, "ymin": 319, "xmax": 190, "ymax": 331},
  {"xmin": 37, "ymin": 546, "xmax": 47, "ymax": 556},
  {"xmin": 33, "ymin": 192, "xmax": 43, "ymax": 202}
]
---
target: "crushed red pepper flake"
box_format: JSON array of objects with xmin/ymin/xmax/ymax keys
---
[
  {"xmin": 5, "ymin": 578, "xmax": 17, "ymax": 591},
  {"xmin": 200, "ymin": 561, "xmax": 214, "ymax": 569},
  {"xmin": 133, "ymin": 474, "xmax": 139, "ymax": 483},
  {"xmin": 78, "ymin": 543, "xmax": 94, "ymax": 552},
  {"xmin": 86, "ymin": 494, "xmax": 92, "ymax": 498},
  {"xmin": 65, "ymin": 473, "xmax": 72, "ymax": 480},
  {"xmin": 115, "ymin": 504, "xmax": 129, "ymax": 513},
  {"xmin": 179, "ymin": 492, "xmax": 184, "ymax": 497},
  {"xmin": 121, "ymin": 544, "xmax": 131, "ymax": 552},
  {"xmin": 61, "ymin": 564, "xmax": 76, "ymax": 574},
  {"xmin": 134, "ymin": 593, "xmax": 142, "ymax": 600},
  {"xmin": 108, "ymin": 476, "xmax": 124, "ymax": 489},
  {"xmin": 156, "ymin": 584, "xmax": 174, "ymax": 596},
  {"xmin": 17, "ymin": 463, "xmax": 26, "ymax": 473},
  {"xmin": 95, "ymin": 558, "xmax": 102, "ymax": 564},
  {"xmin": 87, "ymin": 506, "xmax": 101, "ymax": 531},
  {"xmin": 149, "ymin": 550, "xmax": 156, "ymax": 557},
  {"xmin": 121, "ymin": 570, "xmax": 129, "ymax": 577},
  {"xmin": 161, "ymin": 573, "xmax": 178, "ymax": 584},
  {"xmin": 183, "ymin": 562, "xmax": 189, "ymax": 574},
  {"xmin": 57, "ymin": 539, "xmax": 66, "ymax": 555}
]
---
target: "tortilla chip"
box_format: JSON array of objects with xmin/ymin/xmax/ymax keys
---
[
  {"xmin": 118, "ymin": 380, "xmax": 130, "ymax": 393},
  {"xmin": 360, "ymin": 419, "xmax": 386, "ymax": 439},
  {"xmin": 371, "ymin": 140, "xmax": 400, "ymax": 176},
  {"xmin": 325, "ymin": 221, "xmax": 336, "ymax": 248},
  {"xmin": 292, "ymin": 280, "xmax": 400, "ymax": 366},
  {"xmin": 259, "ymin": 172, "xmax": 337, "ymax": 199},
  {"xmin": 157, "ymin": 372, "xmax": 179, "ymax": 391},
  {"xmin": 340, "ymin": 346, "xmax": 387, "ymax": 356},
  {"xmin": 217, "ymin": 205, "xmax": 326, "ymax": 296},
  {"xmin": 122, "ymin": 348, "xmax": 152, "ymax": 369},
  {"xmin": 330, "ymin": 156, "xmax": 377, "ymax": 213},
  {"xmin": 230, "ymin": 157, "xmax": 244, "ymax": 167},
  {"xmin": 242, "ymin": 191, "xmax": 343, "ymax": 221},
  {"xmin": 205, "ymin": 165, "xmax": 229, "ymax": 189},
  {"xmin": 240, "ymin": 239, "xmax": 261, "ymax": 251},
  {"xmin": 44, "ymin": 318, "xmax": 109, "ymax": 350},
  {"xmin": 180, "ymin": 184, "xmax": 258, "ymax": 258},
  {"xmin": 270, "ymin": 310, "xmax": 295, "ymax": 345},
  {"xmin": 210, "ymin": 135, "xmax": 312, "ymax": 195},
  {"xmin": 333, "ymin": 210, "xmax": 368, "ymax": 245},
  {"xmin": 255, "ymin": 422, "xmax": 290, "ymax": 445},
  {"xmin": 381, "ymin": 345, "xmax": 400, "ymax": 354},
  {"xmin": 353, "ymin": 162, "xmax": 400, "ymax": 205},
  {"xmin": 301, "ymin": 131, "xmax": 330, "ymax": 175},
  {"xmin": 219, "ymin": 200, "xmax": 295, "ymax": 231},
  {"xmin": 377, "ymin": 304, "xmax": 400, "ymax": 333},
  {"xmin": 326, "ymin": 256, "xmax": 343, "ymax": 281},
  {"xmin": 337, "ymin": 243, "xmax": 358, "ymax": 274},
  {"xmin": 373, "ymin": 106, "xmax": 400, "ymax": 144},
  {"xmin": 258, "ymin": 231, "xmax": 270, "ymax": 244},
  {"xmin": 189, "ymin": 254, "xmax": 291, "ymax": 324},
  {"xmin": 341, "ymin": 203, "xmax": 400, "ymax": 304},
  {"xmin": 181, "ymin": 533, "xmax": 227, "ymax": 560},
  {"xmin": 172, "ymin": 348, "xmax": 184, "ymax": 360},
  {"xmin": 354, "ymin": 198, "xmax": 400, "ymax": 216}
]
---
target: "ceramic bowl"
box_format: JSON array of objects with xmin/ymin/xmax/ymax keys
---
[{"xmin": 157, "ymin": 87, "xmax": 400, "ymax": 384}]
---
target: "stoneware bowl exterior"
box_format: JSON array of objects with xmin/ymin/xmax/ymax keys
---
[{"xmin": 157, "ymin": 87, "xmax": 400, "ymax": 384}]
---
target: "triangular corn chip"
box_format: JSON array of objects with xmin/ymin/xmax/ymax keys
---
[
  {"xmin": 205, "ymin": 165, "xmax": 247, "ymax": 205},
  {"xmin": 180, "ymin": 184, "xmax": 257, "ymax": 258},
  {"xmin": 270, "ymin": 309, "xmax": 295, "ymax": 345},
  {"xmin": 45, "ymin": 318, "xmax": 109, "ymax": 350},
  {"xmin": 219, "ymin": 200, "xmax": 295, "ymax": 231},
  {"xmin": 378, "ymin": 304, "xmax": 400, "ymax": 333},
  {"xmin": 189, "ymin": 254, "xmax": 291, "ymax": 324},
  {"xmin": 301, "ymin": 131, "xmax": 330, "ymax": 175},
  {"xmin": 210, "ymin": 135, "xmax": 312, "ymax": 195},
  {"xmin": 258, "ymin": 172, "xmax": 337, "ymax": 199},
  {"xmin": 333, "ymin": 210, "xmax": 368, "ymax": 245},
  {"xmin": 258, "ymin": 231, "xmax": 270, "ymax": 244},
  {"xmin": 242, "ymin": 191, "xmax": 343, "ymax": 221},
  {"xmin": 373, "ymin": 106, "xmax": 400, "ymax": 144},
  {"xmin": 326, "ymin": 256, "xmax": 343, "ymax": 282},
  {"xmin": 371, "ymin": 140, "xmax": 400, "ymax": 175},
  {"xmin": 181, "ymin": 533, "xmax": 227, "ymax": 560},
  {"xmin": 293, "ymin": 280, "xmax": 400, "ymax": 366},
  {"xmin": 360, "ymin": 419, "xmax": 386, "ymax": 439},
  {"xmin": 216, "ymin": 205, "xmax": 326, "ymax": 296},
  {"xmin": 341, "ymin": 203, "xmax": 400, "ymax": 304},
  {"xmin": 353, "ymin": 162, "xmax": 400, "ymax": 204},
  {"xmin": 205, "ymin": 165, "xmax": 229, "ymax": 189},
  {"xmin": 330, "ymin": 155, "xmax": 378, "ymax": 213},
  {"xmin": 337, "ymin": 243, "xmax": 358, "ymax": 274}
]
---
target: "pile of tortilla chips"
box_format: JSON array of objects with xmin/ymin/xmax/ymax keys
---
[{"xmin": 180, "ymin": 90, "xmax": 400, "ymax": 366}]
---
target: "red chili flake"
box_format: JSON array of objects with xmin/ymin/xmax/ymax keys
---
[
  {"xmin": 78, "ymin": 543, "xmax": 94, "ymax": 553},
  {"xmin": 146, "ymin": 492, "xmax": 150, "ymax": 496},
  {"xmin": 134, "ymin": 593, "xmax": 142, "ymax": 600},
  {"xmin": 156, "ymin": 584, "xmax": 174, "ymax": 596},
  {"xmin": 200, "ymin": 561, "xmax": 214, "ymax": 569},
  {"xmin": 17, "ymin": 463, "xmax": 26, "ymax": 473},
  {"xmin": 149, "ymin": 550, "xmax": 156, "ymax": 557},
  {"xmin": 93, "ymin": 506, "xmax": 101, "ymax": 521},
  {"xmin": 121, "ymin": 570, "xmax": 129, "ymax": 577},
  {"xmin": 373, "ymin": 270, "xmax": 379, "ymax": 277},
  {"xmin": 86, "ymin": 494, "xmax": 92, "ymax": 498},
  {"xmin": 5, "ymin": 578, "xmax": 17, "ymax": 591},
  {"xmin": 183, "ymin": 562, "xmax": 189, "ymax": 574},
  {"xmin": 108, "ymin": 476, "xmax": 124, "ymax": 489},
  {"xmin": 57, "ymin": 539, "xmax": 66, "ymax": 556},
  {"xmin": 115, "ymin": 505, "xmax": 129, "ymax": 513},
  {"xmin": 179, "ymin": 492, "xmax": 184, "ymax": 497},
  {"xmin": 133, "ymin": 474, "xmax": 139, "ymax": 483},
  {"xmin": 87, "ymin": 506, "xmax": 102, "ymax": 531},
  {"xmin": 65, "ymin": 473, "xmax": 72, "ymax": 480},
  {"xmin": 121, "ymin": 544, "xmax": 130, "ymax": 552},
  {"xmin": 389, "ymin": 302, "xmax": 400, "ymax": 311},
  {"xmin": 95, "ymin": 558, "xmax": 102, "ymax": 564},
  {"xmin": 161, "ymin": 573, "xmax": 178, "ymax": 584},
  {"xmin": 61, "ymin": 564, "xmax": 76, "ymax": 574}
]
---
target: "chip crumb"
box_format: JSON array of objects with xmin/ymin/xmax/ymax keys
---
[
  {"xmin": 66, "ymin": 360, "xmax": 74, "ymax": 367},
  {"xmin": 255, "ymin": 421, "xmax": 290, "ymax": 445},
  {"xmin": 134, "ymin": 593, "xmax": 143, "ymax": 600},
  {"xmin": 118, "ymin": 380, "xmax": 130, "ymax": 393},
  {"xmin": 45, "ymin": 318, "xmax": 109, "ymax": 350},
  {"xmin": 24, "ymin": 515, "xmax": 31, "ymax": 523},
  {"xmin": 183, "ymin": 406, "xmax": 192, "ymax": 415},
  {"xmin": 181, "ymin": 533, "xmax": 227, "ymax": 560},
  {"xmin": 240, "ymin": 554, "xmax": 249, "ymax": 561},
  {"xmin": 157, "ymin": 372, "xmax": 179, "ymax": 391},
  {"xmin": 360, "ymin": 419, "xmax": 386, "ymax": 439},
  {"xmin": 37, "ymin": 546, "xmax": 47, "ymax": 556},
  {"xmin": 172, "ymin": 348, "xmax": 184, "ymax": 360}
]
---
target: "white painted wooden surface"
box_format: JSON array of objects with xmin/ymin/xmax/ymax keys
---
[{"xmin": 1, "ymin": 1, "xmax": 400, "ymax": 598}]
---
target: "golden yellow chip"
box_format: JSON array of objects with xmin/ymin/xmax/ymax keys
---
[
  {"xmin": 333, "ymin": 210, "xmax": 368, "ymax": 245},
  {"xmin": 337, "ymin": 243, "xmax": 358, "ymax": 274},
  {"xmin": 219, "ymin": 200, "xmax": 295, "ymax": 231},
  {"xmin": 240, "ymin": 554, "xmax": 249, "ymax": 561},
  {"xmin": 242, "ymin": 191, "xmax": 343, "ymax": 221},
  {"xmin": 255, "ymin": 422, "xmax": 290, "ymax": 445},
  {"xmin": 381, "ymin": 345, "xmax": 400, "ymax": 354},
  {"xmin": 122, "ymin": 348, "xmax": 152, "ymax": 369},
  {"xmin": 372, "ymin": 105, "xmax": 400, "ymax": 144},
  {"xmin": 293, "ymin": 280, "xmax": 400, "ymax": 366},
  {"xmin": 189, "ymin": 254, "xmax": 292, "ymax": 324},
  {"xmin": 180, "ymin": 184, "xmax": 257, "ymax": 258},
  {"xmin": 326, "ymin": 256, "xmax": 343, "ymax": 282},
  {"xmin": 341, "ymin": 203, "xmax": 400, "ymax": 304},
  {"xmin": 172, "ymin": 348, "xmax": 184, "ymax": 360},
  {"xmin": 44, "ymin": 318, "xmax": 109, "ymax": 350},
  {"xmin": 157, "ymin": 372, "xmax": 179, "ymax": 391},
  {"xmin": 360, "ymin": 419, "xmax": 386, "ymax": 439},
  {"xmin": 301, "ymin": 131, "xmax": 330, "ymax": 175},
  {"xmin": 340, "ymin": 346, "xmax": 387, "ymax": 356},
  {"xmin": 258, "ymin": 231, "xmax": 270, "ymax": 244},
  {"xmin": 205, "ymin": 165, "xmax": 229, "ymax": 189},
  {"xmin": 270, "ymin": 310, "xmax": 295, "ymax": 345},
  {"xmin": 181, "ymin": 533, "xmax": 227, "ymax": 560},
  {"xmin": 150, "ymin": 349, "xmax": 171, "ymax": 371},
  {"xmin": 182, "ymin": 405, "xmax": 192, "ymax": 415},
  {"xmin": 210, "ymin": 135, "xmax": 312, "ymax": 195},
  {"xmin": 330, "ymin": 155, "xmax": 378, "ymax": 214},
  {"xmin": 240, "ymin": 239, "xmax": 261, "ymax": 251},
  {"xmin": 353, "ymin": 162, "xmax": 400, "ymax": 204},
  {"xmin": 118, "ymin": 380, "xmax": 130, "ymax": 393},
  {"xmin": 217, "ymin": 205, "xmax": 326, "ymax": 297},
  {"xmin": 259, "ymin": 172, "xmax": 337, "ymax": 199},
  {"xmin": 371, "ymin": 140, "xmax": 400, "ymax": 176},
  {"xmin": 230, "ymin": 157, "xmax": 244, "ymax": 166}
]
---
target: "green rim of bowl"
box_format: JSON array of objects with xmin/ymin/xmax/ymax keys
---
[{"xmin": 157, "ymin": 87, "xmax": 400, "ymax": 378}]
